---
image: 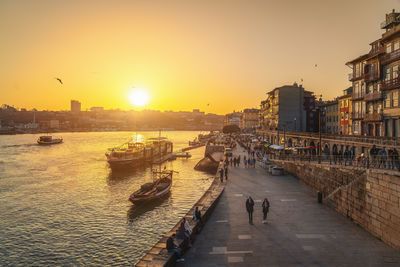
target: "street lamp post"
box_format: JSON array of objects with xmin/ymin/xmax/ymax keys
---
[
  {"xmin": 318, "ymin": 108, "xmax": 322, "ymax": 164},
  {"xmin": 294, "ymin": 117, "xmax": 297, "ymax": 132}
]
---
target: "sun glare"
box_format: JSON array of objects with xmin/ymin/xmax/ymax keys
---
[{"xmin": 129, "ymin": 89, "xmax": 150, "ymax": 107}]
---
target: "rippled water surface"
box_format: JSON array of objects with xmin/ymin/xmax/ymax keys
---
[{"xmin": 0, "ymin": 131, "xmax": 212, "ymax": 265}]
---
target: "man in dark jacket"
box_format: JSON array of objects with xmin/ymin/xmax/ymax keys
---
[
  {"xmin": 246, "ymin": 196, "xmax": 255, "ymax": 224},
  {"xmin": 166, "ymin": 234, "xmax": 184, "ymax": 262}
]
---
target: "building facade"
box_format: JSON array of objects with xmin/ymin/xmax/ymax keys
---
[
  {"xmin": 240, "ymin": 108, "xmax": 259, "ymax": 130},
  {"xmin": 259, "ymin": 83, "xmax": 317, "ymax": 132},
  {"xmin": 347, "ymin": 9, "xmax": 400, "ymax": 137},
  {"xmin": 71, "ymin": 100, "xmax": 81, "ymax": 113},
  {"xmin": 338, "ymin": 88, "xmax": 353, "ymax": 135},
  {"xmin": 224, "ymin": 112, "xmax": 242, "ymax": 127},
  {"xmin": 320, "ymin": 100, "xmax": 339, "ymax": 134}
]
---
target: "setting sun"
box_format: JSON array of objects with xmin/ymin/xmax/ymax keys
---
[{"xmin": 129, "ymin": 89, "xmax": 150, "ymax": 107}]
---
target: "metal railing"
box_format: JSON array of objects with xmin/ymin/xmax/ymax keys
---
[
  {"xmin": 267, "ymin": 152, "xmax": 400, "ymax": 172},
  {"xmin": 381, "ymin": 49, "xmax": 400, "ymax": 64},
  {"xmin": 363, "ymin": 112, "xmax": 383, "ymax": 122},
  {"xmin": 364, "ymin": 91, "xmax": 382, "ymax": 101},
  {"xmin": 382, "ymin": 76, "xmax": 400, "ymax": 90}
]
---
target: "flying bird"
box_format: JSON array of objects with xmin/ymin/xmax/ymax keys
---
[
  {"xmin": 300, "ymin": 78, "xmax": 303, "ymax": 82},
  {"xmin": 55, "ymin": 77, "xmax": 63, "ymax": 84},
  {"xmin": 207, "ymin": 103, "xmax": 210, "ymax": 106},
  {"xmin": 315, "ymin": 64, "xmax": 318, "ymax": 67}
]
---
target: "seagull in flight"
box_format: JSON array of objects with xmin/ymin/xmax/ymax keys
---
[
  {"xmin": 55, "ymin": 77, "xmax": 63, "ymax": 84},
  {"xmin": 315, "ymin": 64, "xmax": 318, "ymax": 67}
]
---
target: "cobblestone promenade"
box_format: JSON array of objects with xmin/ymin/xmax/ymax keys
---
[{"xmin": 180, "ymin": 145, "xmax": 400, "ymax": 266}]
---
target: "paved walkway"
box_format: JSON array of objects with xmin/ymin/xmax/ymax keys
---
[{"xmin": 181, "ymin": 145, "xmax": 400, "ymax": 266}]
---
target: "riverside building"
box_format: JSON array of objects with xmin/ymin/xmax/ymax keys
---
[
  {"xmin": 320, "ymin": 99, "xmax": 339, "ymax": 134},
  {"xmin": 259, "ymin": 83, "xmax": 317, "ymax": 132},
  {"xmin": 346, "ymin": 9, "xmax": 400, "ymax": 137}
]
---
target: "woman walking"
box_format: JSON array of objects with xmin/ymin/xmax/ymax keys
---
[
  {"xmin": 262, "ymin": 198, "xmax": 270, "ymax": 224},
  {"xmin": 245, "ymin": 196, "xmax": 255, "ymax": 224}
]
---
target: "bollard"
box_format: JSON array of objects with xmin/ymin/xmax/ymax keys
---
[{"xmin": 317, "ymin": 191, "xmax": 322, "ymax": 204}]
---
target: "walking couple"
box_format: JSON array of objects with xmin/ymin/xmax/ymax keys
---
[{"xmin": 246, "ymin": 196, "xmax": 270, "ymax": 224}]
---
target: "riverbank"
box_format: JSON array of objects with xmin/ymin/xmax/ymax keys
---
[
  {"xmin": 0, "ymin": 128, "xmax": 221, "ymax": 136},
  {"xmin": 135, "ymin": 162, "xmax": 225, "ymax": 266}
]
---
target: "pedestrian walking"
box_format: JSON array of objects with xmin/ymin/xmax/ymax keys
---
[
  {"xmin": 230, "ymin": 157, "xmax": 233, "ymax": 166},
  {"xmin": 247, "ymin": 158, "xmax": 251, "ymax": 167},
  {"xmin": 245, "ymin": 196, "xmax": 254, "ymax": 224},
  {"xmin": 224, "ymin": 166, "xmax": 228, "ymax": 180},
  {"xmin": 262, "ymin": 198, "xmax": 270, "ymax": 224},
  {"xmin": 219, "ymin": 168, "xmax": 224, "ymax": 182},
  {"xmin": 244, "ymin": 156, "xmax": 248, "ymax": 168}
]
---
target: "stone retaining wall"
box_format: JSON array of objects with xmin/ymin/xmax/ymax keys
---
[
  {"xmin": 271, "ymin": 160, "xmax": 400, "ymax": 249},
  {"xmin": 135, "ymin": 162, "xmax": 225, "ymax": 266}
]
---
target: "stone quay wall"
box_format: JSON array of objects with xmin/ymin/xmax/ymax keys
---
[
  {"xmin": 271, "ymin": 159, "xmax": 400, "ymax": 249},
  {"xmin": 135, "ymin": 162, "xmax": 225, "ymax": 266}
]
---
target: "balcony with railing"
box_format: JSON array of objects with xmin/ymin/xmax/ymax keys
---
[
  {"xmin": 364, "ymin": 91, "xmax": 383, "ymax": 101},
  {"xmin": 351, "ymin": 112, "xmax": 364, "ymax": 120},
  {"xmin": 363, "ymin": 71, "xmax": 380, "ymax": 82},
  {"xmin": 364, "ymin": 112, "xmax": 383, "ymax": 121},
  {"xmin": 382, "ymin": 76, "xmax": 400, "ymax": 90},
  {"xmin": 381, "ymin": 49, "xmax": 400, "ymax": 64}
]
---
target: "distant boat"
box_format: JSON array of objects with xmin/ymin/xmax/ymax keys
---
[
  {"xmin": 129, "ymin": 169, "xmax": 173, "ymax": 204},
  {"xmin": 37, "ymin": 135, "xmax": 63, "ymax": 145},
  {"xmin": 189, "ymin": 138, "xmax": 201, "ymax": 146},
  {"xmin": 173, "ymin": 151, "xmax": 192, "ymax": 158}
]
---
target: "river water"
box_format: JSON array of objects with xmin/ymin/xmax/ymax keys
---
[{"xmin": 0, "ymin": 131, "xmax": 213, "ymax": 266}]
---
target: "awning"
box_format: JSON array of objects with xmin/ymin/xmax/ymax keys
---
[{"xmin": 269, "ymin": 144, "xmax": 284, "ymax": 150}]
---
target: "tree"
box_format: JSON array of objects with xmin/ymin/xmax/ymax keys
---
[{"xmin": 222, "ymin": 124, "xmax": 240, "ymax": 134}]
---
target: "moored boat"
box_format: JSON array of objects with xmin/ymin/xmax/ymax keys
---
[
  {"xmin": 173, "ymin": 151, "xmax": 192, "ymax": 158},
  {"xmin": 106, "ymin": 142, "xmax": 145, "ymax": 169},
  {"xmin": 37, "ymin": 135, "xmax": 63, "ymax": 145},
  {"xmin": 129, "ymin": 169, "xmax": 173, "ymax": 204}
]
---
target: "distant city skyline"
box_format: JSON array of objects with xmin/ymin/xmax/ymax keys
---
[{"xmin": 1, "ymin": 0, "xmax": 399, "ymax": 114}]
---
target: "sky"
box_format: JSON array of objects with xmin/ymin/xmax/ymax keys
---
[{"xmin": 1, "ymin": 0, "xmax": 399, "ymax": 114}]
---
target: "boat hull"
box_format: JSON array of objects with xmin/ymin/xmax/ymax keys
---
[
  {"xmin": 107, "ymin": 158, "xmax": 143, "ymax": 169},
  {"xmin": 37, "ymin": 139, "xmax": 63, "ymax": 145}
]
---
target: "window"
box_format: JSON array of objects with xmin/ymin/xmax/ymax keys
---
[
  {"xmin": 386, "ymin": 43, "xmax": 393, "ymax": 53},
  {"xmin": 361, "ymin": 82, "xmax": 366, "ymax": 96},
  {"xmin": 341, "ymin": 112, "xmax": 344, "ymax": 120},
  {"xmin": 386, "ymin": 67, "xmax": 391, "ymax": 81},
  {"xmin": 345, "ymin": 100, "xmax": 348, "ymax": 107},
  {"xmin": 385, "ymin": 92, "xmax": 391, "ymax": 108},
  {"xmin": 393, "ymin": 91, "xmax": 398, "ymax": 107},
  {"xmin": 394, "ymin": 65, "xmax": 399, "ymax": 79},
  {"xmin": 368, "ymin": 84, "xmax": 374, "ymax": 94},
  {"xmin": 354, "ymin": 82, "xmax": 360, "ymax": 98},
  {"xmin": 345, "ymin": 113, "xmax": 348, "ymax": 120},
  {"xmin": 355, "ymin": 64, "xmax": 360, "ymax": 77},
  {"xmin": 395, "ymin": 40, "xmax": 400, "ymax": 51}
]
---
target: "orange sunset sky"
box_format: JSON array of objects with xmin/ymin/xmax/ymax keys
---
[{"xmin": 1, "ymin": 0, "xmax": 399, "ymax": 114}]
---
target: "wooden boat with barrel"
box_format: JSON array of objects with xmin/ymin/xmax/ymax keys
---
[{"xmin": 129, "ymin": 169, "xmax": 173, "ymax": 204}]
